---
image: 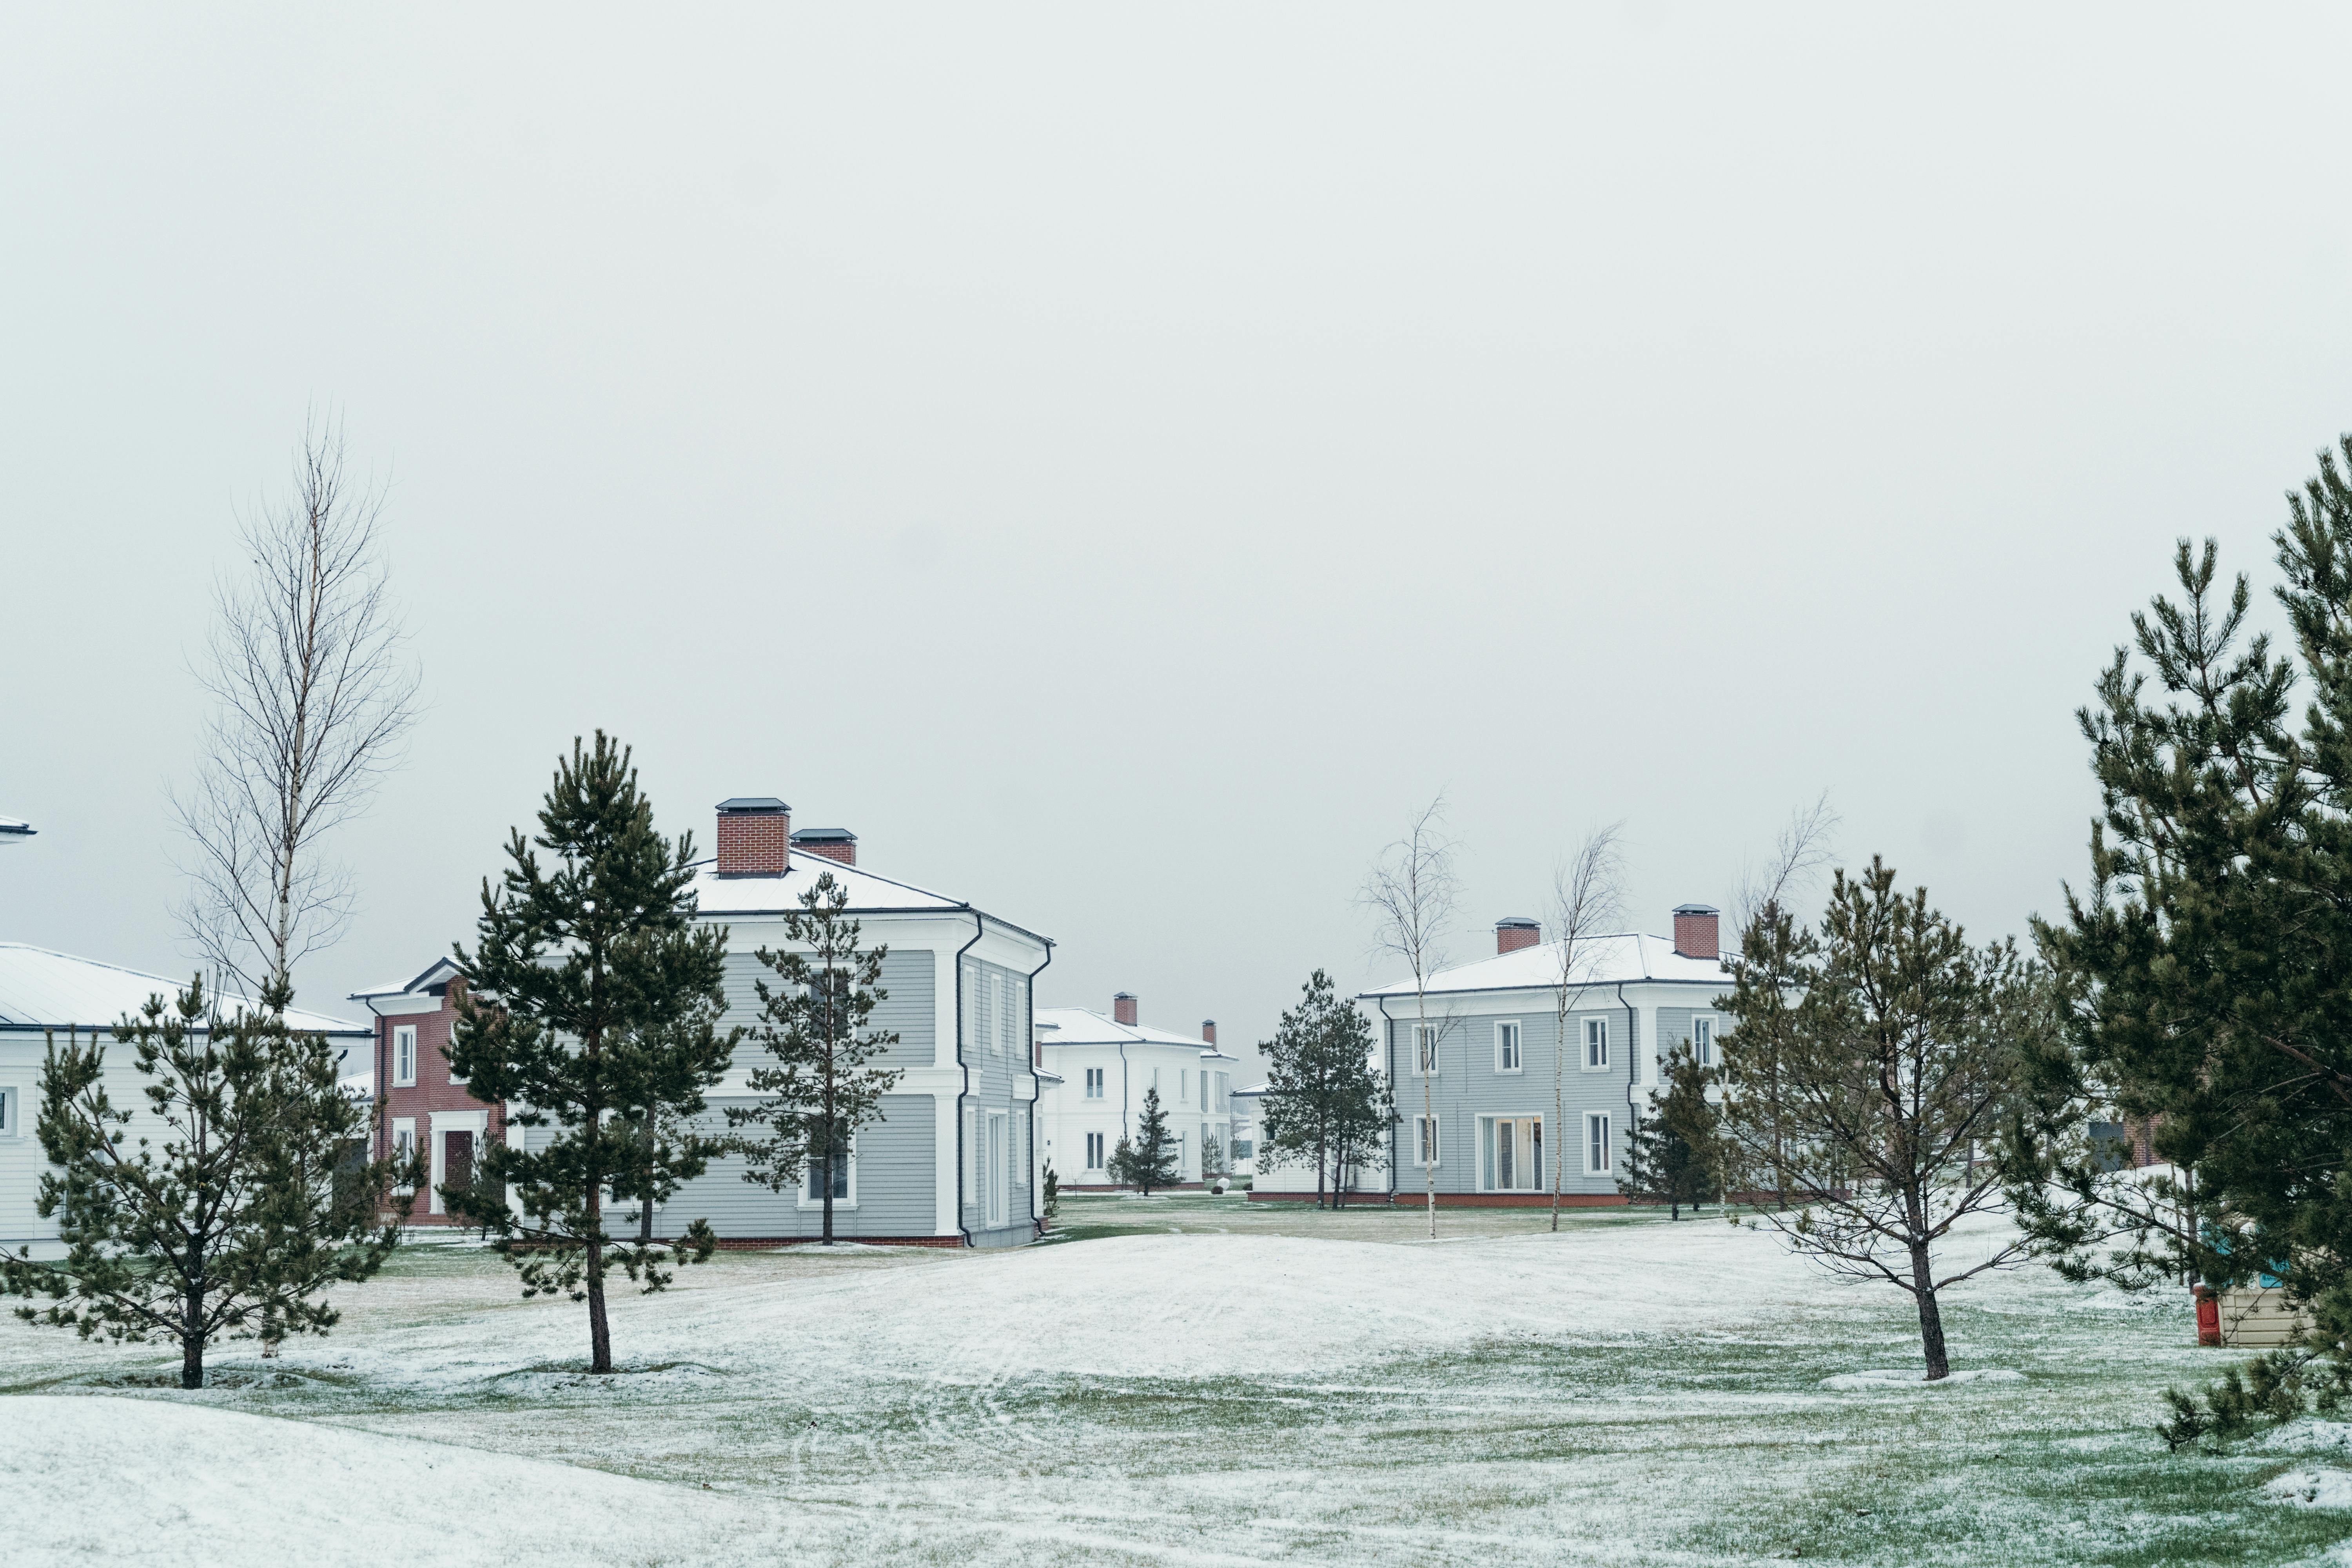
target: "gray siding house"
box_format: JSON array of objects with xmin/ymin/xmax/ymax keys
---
[
  {"xmin": 390, "ymin": 799, "xmax": 1053, "ymax": 1249},
  {"xmin": 1278, "ymin": 904, "xmax": 1734, "ymax": 1204}
]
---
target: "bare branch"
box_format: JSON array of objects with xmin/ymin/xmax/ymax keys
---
[
  {"xmin": 1733, "ymin": 791, "xmax": 1840, "ymax": 932},
  {"xmin": 170, "ymin": 413, "xmax": 421, "ymax": 1006}
]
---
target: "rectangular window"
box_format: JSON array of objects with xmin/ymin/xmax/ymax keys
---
[
  {"xmin": 801, "ymin": 1133, "xmax": 853, "ymax": 1205},
  {"xmin": 392, "ymin": 1120, "xmax": 417, "ymax": 1193},
  {"xmin": 1583, "ymin": 1018, "xmax": 1610, "ymax": 1071},
  {"xmin": 1414, "ymin": 1114, "xmax": 1442, "ymax": 1167},
  {"xmin": 1495, "ymin": 1022, "xmax": 1523, "ymax": 1074},
  {"xmin": 1481, "ymin": 1115, "xmax": 1544, "ymax": 1192},
  {"xmin": 1586, "ymin": 1113, "xmax": 1612, "ymax": 1175},
  {"xmin": 1233, "ymin": 1138, "xmax": 1254, "ymax": 1161},
  {"xmin": 1413, "ymin": 1024, "xmax": 1440, "ymax": 1076},
  {"xmin": 962, "ymin": 963, "xmax": 980, "ymax": 1052},
  {"xmin": 989, "ymin": 973, "xmax": 1005, "ymax": 1057},
  {"xmin": 0, "ymin": 1085, "xmax": 14, "ymax": 1135},
  {"xmin": 1200, "ymin": 1069, "xmax": 1209, "ymax": 1110},
  {"xmin": 1151, "ymin": 1067, "xmax": 1161, "ymax": 1096},
  {"xmin": 394, "ymin": 1025, "xmax": 418, "ymax": 1087},
  {"xmin": 986, "ymin": 1112, "xmax": 1008, "ymax": 1227},
  {"xmin": 1180, "ymin": 1069, "xmax": 1191, "ymax": 1105},
  {"xmin": 1691, "ymin": 1015, "xmax": 1717, "ymax": 1069},
  {"xmin": 1085, "ymin": 1067, "xmax": 1105, "ymax": 1100},
  {"xmin": 1085, "ymin": 1131, "xmax": 1106, "ymax": 1170}
]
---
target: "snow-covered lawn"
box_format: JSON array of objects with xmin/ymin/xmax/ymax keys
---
[{"xmin": 3, "ymin": 1196, "xmax": 2347, "ymax": 1565}]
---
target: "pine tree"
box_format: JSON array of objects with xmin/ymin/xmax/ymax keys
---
[
  {"xmin": 1109, "ymin": 1086, "xmax": 1181, "ymax": 1195},
  {"xmin": 1647, "ymin": 1042, "xmax": 1722, "ymax": 1219},
  {"xmin": 726, "ymin": 869, "xmax": 902, "ymax": 1245},
  {"xmin": 1042, "ymin": 1160, "xmax": 1060, "ymax": 1224},
  {"xmin": 444, "ymin": 733, "xmax": 736, "ymax": 1375},
  {"xmin": 1258, "ymin": 969, "xmax": 1393, "ymax": 1209},
  {"xmin": 2021, "ymin": 452, "xmax": 2352, "ymax": 1434},
  {"xmin": 0, "ymin": 977, "xmax": 416, "ymax": 1388}
]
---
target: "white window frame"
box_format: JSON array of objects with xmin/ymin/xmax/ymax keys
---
[
  {"xmin": 393, "ymin": 1025, "xmax": 418, "ymax": 1087},
  {"xmin": 799, "ymin": 1133, "xmax": 858, "ymax": 1209},
  {"xmin": 1691, "ymin": 1014, "xmax": 1717, "ymax": 1070},
  {"xmin": 391, "ymin": 1119, "xmax": 417, "ymax": 1194},
  {"xmin": 1479, "ymin": 1113, "xmax": 1544, "ymax": 1193},
  {"xmin": 1494, "ymin": 1021, "xmax": 1523, "ymax": 1074},
  {"xmin": 1585, "ymin": 1112, "xmax": 1612, "ymax": 1175},
  {"xmin": 1412, "ymin": 1114, "xmax": 1442, "ymax": 1168},
  {"xmin": 988, "ymin": 972, "xmax": 1005, "ymax": 1058},
  {"xmin": 1180, "ymin": 1067, "xmax": 1191, "ymax": 1105},
  {"xmin": 1085, "ymin": 1130, "xmax": 1106, "ymax": 1171},
  {"xmin": 984, "ymin": 1110, "xmax": 1009, "ymax": 1227},
  {"xmin": 1583, "ymin": 1017, "xmax": 1610, "ymax": 1072},
  {"xmin": 1084, "ymin": 1067, "xmax": 1105, "ymax": 1100},
  {"xmin": 1412, "ymin": 1024, "xmax": 1441, "ymax": 1076},
  {"xmin": 0, "ymin": 1084, "xmax": 19, "ymax": 1138}
]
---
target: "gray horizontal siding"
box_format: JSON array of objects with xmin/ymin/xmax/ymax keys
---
[
  {"xmin": 1384, "ymin": 1007, "xmax": 1636, "ymax": 1194},
  {"xmin": 668, "ymin": 1092, "xmax": 936, "ymax": 1238},
  {"xmin": 720, "ymin": 947, "xmax": 934, "ymax": 1073}
]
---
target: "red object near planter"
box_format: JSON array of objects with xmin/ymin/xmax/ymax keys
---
[{"xmin": 2194, "ymin": 1285, "xmax": 2221, "ymax": 1347}]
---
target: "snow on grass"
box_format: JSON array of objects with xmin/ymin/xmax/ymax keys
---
[
  {"xmin": 1819, "ymin": 1368, "xmax": 2027, "ymax": 1389},
  {"xmin": 3, "ymin": 1199, "xmax": 2347, "ymax": 1566},
  {"xmin": 2, "ymin": 1394, "xmax": 784, "ymax": 1567},
  {"xmin": 2268, "ymin": 1468, "xmax": 2352, "ymax": 1509}
]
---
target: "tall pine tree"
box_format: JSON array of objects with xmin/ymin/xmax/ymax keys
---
[
  {"xmin": 445, "ymin": 733, "xmax": 735, "ymax": 1375},
  {"xmin": 1109, "ymin": 1086, "xmax": 1182, "ymax": 1195},
  {"xmin": 1, "ymin": 977, "xmax": 415, "ymax": 1388},
  {"xmin": 726, "ymin": 869, "xmax": 903, "ymax": 1245},
  {"xmin": 1618, "ymin": 1042, "xmax": 1719, "ymax": 1220}
]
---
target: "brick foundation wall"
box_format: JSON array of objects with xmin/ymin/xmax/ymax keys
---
[{"xmin": 1248, "ymin": 1190, "xmax": 1630, "ymax": 1207}]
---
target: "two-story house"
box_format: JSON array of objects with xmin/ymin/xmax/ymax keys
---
[
  {"xmin": 1251, "ymin": 904, "xmax": 1735, "ymax": 1203},
  {"xmin": 1035, "ymin": 996, "xmax": 1237, "ymax": 1188},
  {"xmin": 360, "ymin": 797, "xmax": 1054, "ymax": 1248}
]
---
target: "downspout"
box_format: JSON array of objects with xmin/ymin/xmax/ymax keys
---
[
  {"xmin": 1619, "ymin": 982, "xmax": 1639, "ymax": 1173},
  {"xmin": 1024, "ymin": 940, "xmax": 1054, "ymax": 1234},
  {"xmin": 1377, "ymin": 997, "xmax": 1397, "ymax": 1203},
  {"xmin": 1118, "ymin": 1040, "xmax": 1131, "ymax": 1139},
  {"xmin": 362, "ymin": 996, "xmax": 387, "ymax": 1162},
  {"xmin": 953, "ymin": 909, "xmax": 985, "ymax": 1248}
]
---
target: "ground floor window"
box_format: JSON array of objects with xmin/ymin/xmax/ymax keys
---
[
  {"xmin": 392, "ymin": 1120, "xmax": 417, "ymax": 1194},
  {"xmin": 1585, "ymin": 1113, "xmax": 1612, "ymax": 1175},
  {"xmin": 1414, "ymin": 1114, "xmax": 1441, "ymax": 1167},
  {"xmin": 1085, "ymin": 1131, "xmax": 1106, "ymax": 1171},
  {"xmin": 1480, "ymin": 1115, "xmax": 1543, "ymax": 1192},
  {"xmin": 802, "ymin": 1134, "xmax": 853, "ymax": 1204}
]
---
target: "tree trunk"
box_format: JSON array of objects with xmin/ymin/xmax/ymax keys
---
[
  {"xmin": 586, "ymin": 1196, "xmax": 613, "ymax": 1374},
  {"xmin": 181, "ymin": 1282, "xmax": 205, "ymax": 1390},
  {"xmin": 1912, "ymin": 1244, "xmax": 1950, "ymax": 1381},
  {"xmin": 1315, "ymin": 1136, "xmax": 1327, "ymax": 1210},
  {"xmin": 637, "ymin": 1115, "xmax": 655, "ymax": 1244}
]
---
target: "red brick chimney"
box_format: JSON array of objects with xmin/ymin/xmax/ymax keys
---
[
  {"xmin": 790, "ymin": 828, "xmax": 857, "ymax": 867},
  {"xmin": 715, "ymin": 798, "xmax": 790, "ymax": 876},
  {"xmin": 1201, "ymin": 1020, "xmax": 1217, "ymax": 1046},
  {"xmin": 1673, "ymin": 904, "xmax": 1721, "ymax": 959},
  {"xmin": 1113, "ymin": 992, "xmax": 1138, "ymax": 1027},
  {"xmin": 1495, "ymin": 916, "xmax": 1541, "ymax": 955}
]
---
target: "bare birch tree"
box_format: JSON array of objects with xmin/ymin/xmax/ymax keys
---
[
  {"xmin": 1722, "ymin": 794, "xmax": 1838, "ymax": 1207},
  {"xmin": 173, "ymin": 417, "xmax": 421, "ymax": 1009},
  {"xmin": 1546, "ymin": 824, "xmax": 1625, "ymax": 1231},
  {"xmin": 1360, "ymin": 795, "xmax": 1460, "ymax": 1238}
]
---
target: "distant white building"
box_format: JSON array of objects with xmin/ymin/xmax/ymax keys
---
[
  {"xmin": 0, "ymin": 944, "xmax": 371, "ymax": 1254},
  {"xmin": 1035, "ymin": 995, "xmax": 1237, "ymax": 1187}
]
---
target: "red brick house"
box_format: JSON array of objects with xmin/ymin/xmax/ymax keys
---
[{"xmin": 350, "ymin": 958, "xmax": 502, "ymax": 1225}]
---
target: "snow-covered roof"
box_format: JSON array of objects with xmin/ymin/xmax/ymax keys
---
[
  {"xmin": 1359, "ymin": 931, "xmax": 1733, "ymax": 1001},
  {"xmin": 1033, "ymin": 1006, "xmax": 1235, "ymax": 1059},
  {"xmin": 0, "ymin": 943, "xmax": 368, "ymax": 1036},
  {"xmin": 349, "ymin": 956, "xmax": 465, "ymax": 1001},
  {"xmin": 0, "ymin": 816, "xmax": 33, "ymax": 844},
  {"xmin": 686, "ymin": 857, "xmax": 1049, "ymax": 945}
]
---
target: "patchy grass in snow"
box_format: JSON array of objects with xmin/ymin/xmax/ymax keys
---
[{"xmin": 1, "ymin": 1194, "xmax": 2346, "ymax": 1565}]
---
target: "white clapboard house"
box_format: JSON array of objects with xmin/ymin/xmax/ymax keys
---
[{"xmin": 1034, "ymin": 996, "xmax": 1238, "ymax": 1188}]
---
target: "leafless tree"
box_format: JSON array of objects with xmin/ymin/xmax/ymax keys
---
[
  {"xmin": 1722, "ymin": 794, "xmax": 1839, "ymax": 1207},
  {"xmin": 1360, "ymin": 794, "xmax": 1461, "ymax": 1238},
  {"xmin": 1546, "ymin": 824, "xmax": 1626, "ymax": 1231},
  {"xmin": 173, "ymin": 417, "xmax": 421, "ymax": 1009}
]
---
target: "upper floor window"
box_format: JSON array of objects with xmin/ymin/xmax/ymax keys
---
[
  {"xmin": 1691, "ymin": 1014, "xmax": 1717, "ymax": 1069},
  {"xmin": 1085, "ymin": 1067, "xmax": 1105, "ymax": 1100},
  {"xmin": 394, "ymin": 1025, "xmax": 418, "ymax": 1087},
  {"xmin": 1180, "ymin": 1069, "xmax": 1191, "ymax": 1105},
  {"xmin": 1413, "ymin": 1024, "xmax": 1441, "ymax": 1075},
  {"xmin": 0, "ymin": 1085, "xmax": 15, "ymax": 1136},
  {"xmin": 1583, "ymin": 1018, "xmax": 1610, "ymax": 1071},
  {"xmin": 1495, "ymin": 1021, "xmax": 1523, "ymax": 1074}
]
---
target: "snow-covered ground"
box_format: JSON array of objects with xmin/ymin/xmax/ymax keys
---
[{"xmin": 2, "ymin": 1198, "xmax": 2347, "ymax": 1566}]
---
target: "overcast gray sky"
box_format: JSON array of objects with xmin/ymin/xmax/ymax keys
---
[{"xmin": 7, "ymin": 6, "xmax": 2351, "ymax": 1074}]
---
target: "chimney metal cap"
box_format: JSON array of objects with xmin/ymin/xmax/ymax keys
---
[
  {"xmin": 717, "ymin": 797, "xmax": 789, "ymax": 814},
  {"xmin": 1673, "ymin": 902, "xmax": 1720, "ymax": 916},
  {"xmin": 1495, "ymin": 916, "xmax": 1540, "ymax": 930},
  {"xmin": 789, "ymin": 828, "xmax": 857, "ymax": 843}
]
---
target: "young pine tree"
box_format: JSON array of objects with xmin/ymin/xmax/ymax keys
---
[
  {"xmin": 726, "ymin": 869, "xmax": 903, "ymax": 1245},
  {"xmin": 444, "ymin": 733, "xmax": 736, "ymax": 1375},
  {"xmin": 1626, "ymin": 1042, "xmax": 1719, "ymax": 1220},
  {"xmin": 1109, "ymin": 1086, "xmax": 1182, "ymax": 1196},
  {"xmin": 1258, "ymin": 969, "xmax": 1392, "ymax": 1209},
  {"xmin": 1042, "ymin": 1160, "xmax": 1060, "ymax": 1224},
  {"xmin": 0, "ymin": 978, "xmax": 415, "ymax": 1388}
]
